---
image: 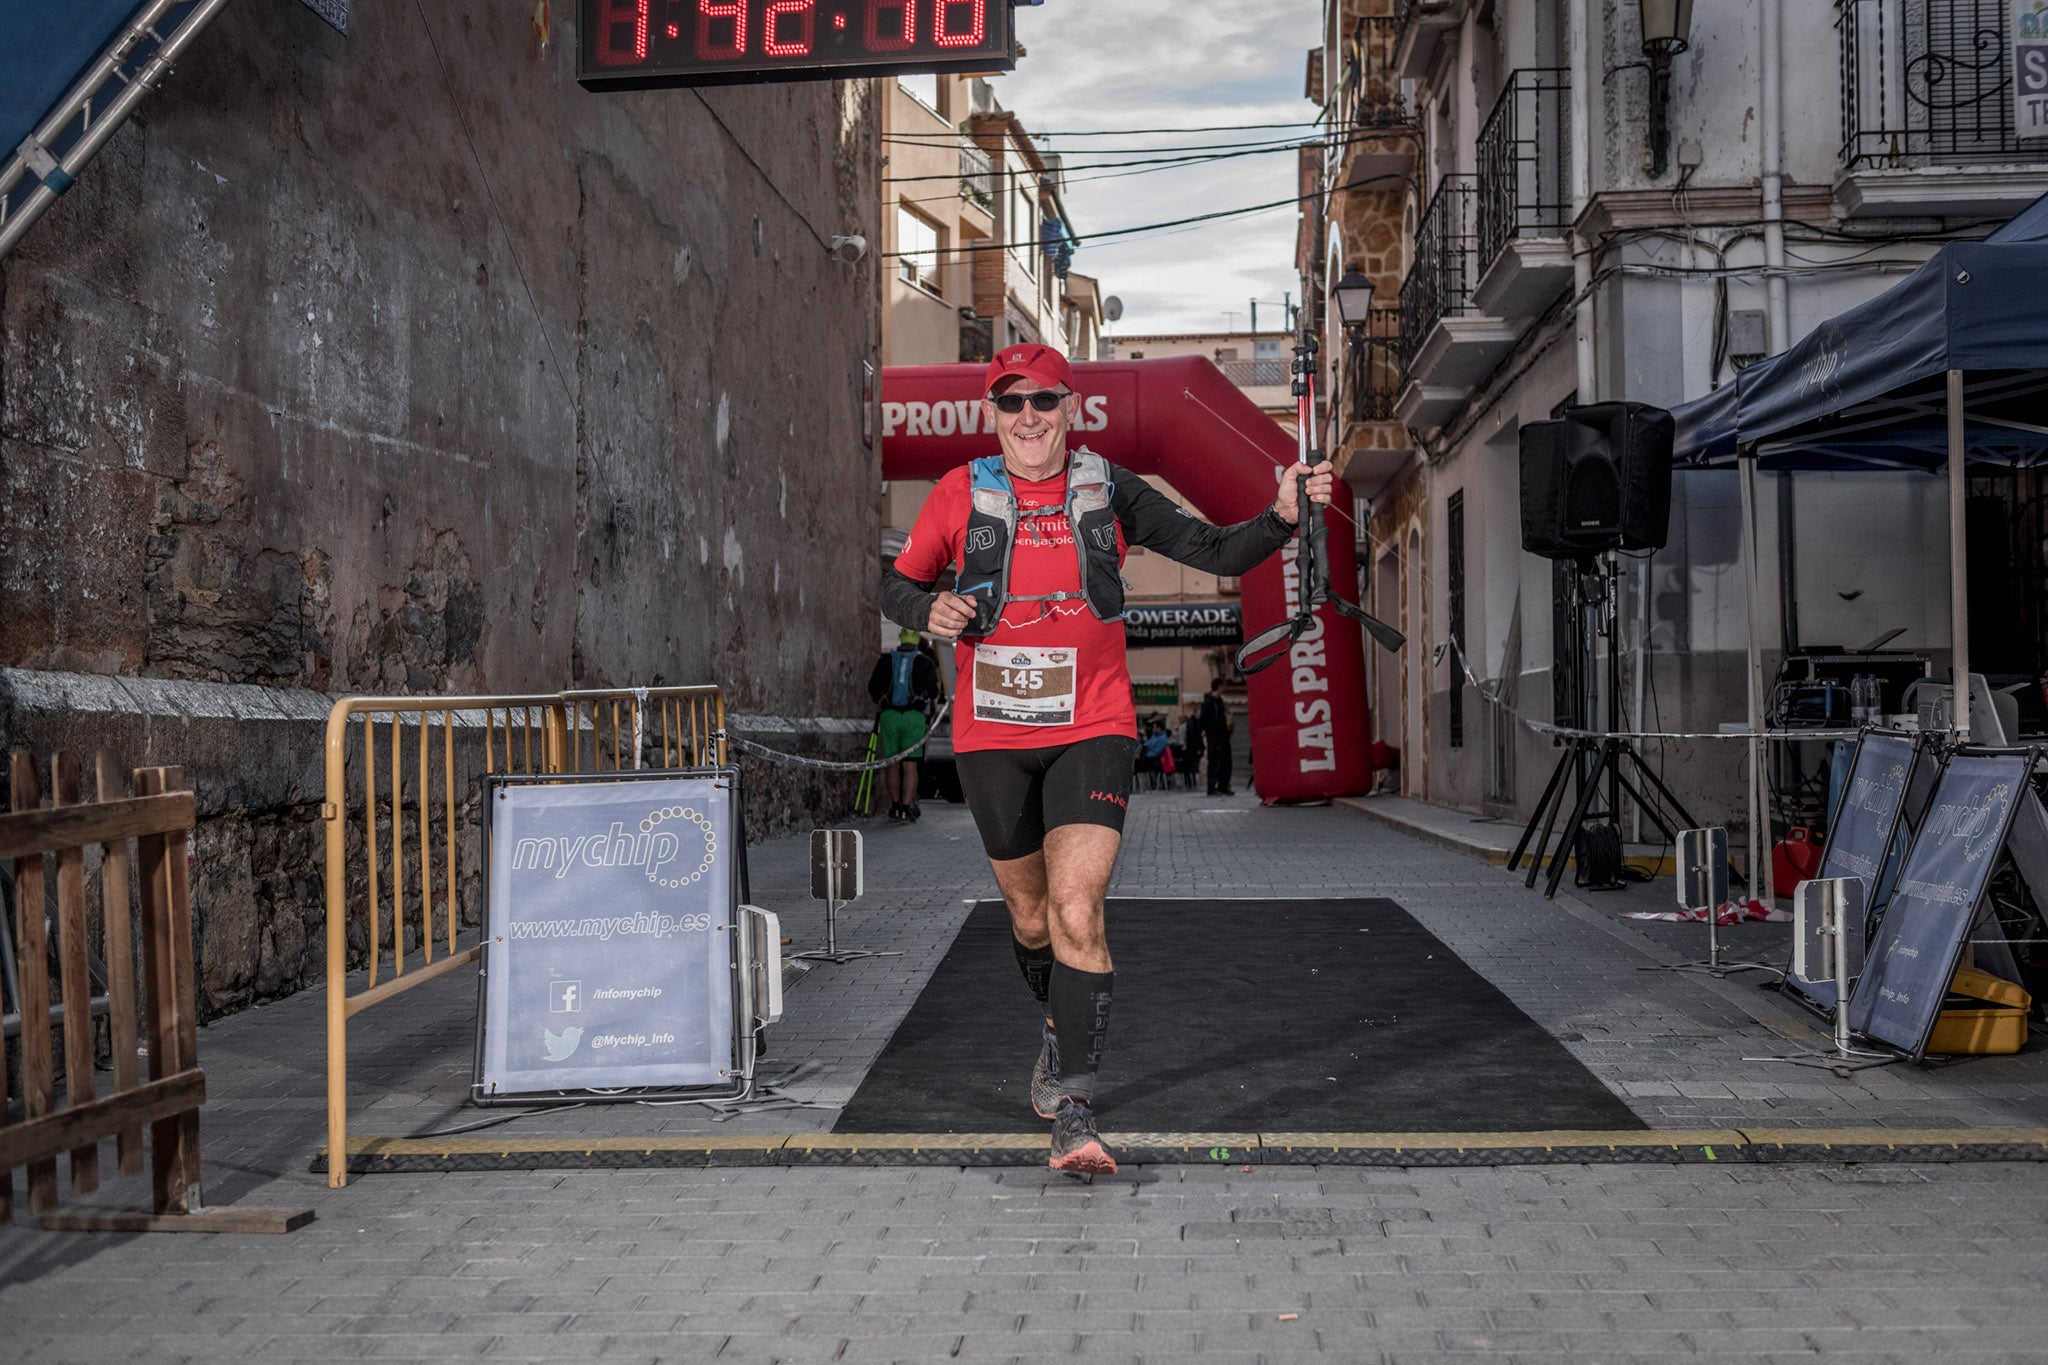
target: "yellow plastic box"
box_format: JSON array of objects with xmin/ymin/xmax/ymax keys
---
[{"xmin": 1927, "ymin": 966, "xmax": 2031, "ymax": 1056}]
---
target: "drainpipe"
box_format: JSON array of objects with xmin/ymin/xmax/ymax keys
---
[
  {"xmin": 1756, "ymin": 0, "xmax": 1788, "ymax": 902},
  {"xmin": 1569, "ymin": 0, "xmax": 1595, "ymax": 401},
  {"xmin": 1761, "ymin": 0, "xmax": 1798, "ymax": 661}
]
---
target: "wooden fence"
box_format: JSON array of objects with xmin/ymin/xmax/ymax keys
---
[{"xmin": 2, "ymin": 751, "xmax": 310, "ymax": 1233}]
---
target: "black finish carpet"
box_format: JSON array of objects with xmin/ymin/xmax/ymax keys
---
[{"xmin": 833, "ymin": 898, "xmax": 1646, "ymax": 1134}]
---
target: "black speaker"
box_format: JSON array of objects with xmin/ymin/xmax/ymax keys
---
[{"xmin": 1519, "ymin": 401, "xmax": 1673, "ymax": 559}]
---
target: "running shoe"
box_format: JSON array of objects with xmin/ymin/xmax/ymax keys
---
[
  {"xmin": 1048, "ymin": 1098, "xmax": 1117, "ymax": 1175},
  {"xmin": 1030, "ymin": 1022, "xmax": 1060, "ymax": 1120}
]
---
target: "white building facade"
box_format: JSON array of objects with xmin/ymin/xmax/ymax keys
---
[{"xmin": 1308, "ymin": 0, "xmax": 2048, "ymax": 831}]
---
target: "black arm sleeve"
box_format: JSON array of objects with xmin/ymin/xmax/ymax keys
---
[
  {"xmin": 881, "ymin": 567, "xmax": 939, "ymax": 632},
  {"xmin": 1110, "ymin": 463, "xmax": 1292, "ymax": 576}
]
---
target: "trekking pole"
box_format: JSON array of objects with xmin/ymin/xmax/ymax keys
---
[
  {"xmin": 853, "ymin": 715, "xmax": 880, "ymax": 816},
  {"xmin": 1240, "ymin": 324, "xmax": 1405, "ymax": 676}
]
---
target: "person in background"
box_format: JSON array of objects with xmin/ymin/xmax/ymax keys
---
[
  {"xmin": 868, "ymin": 628, "xmax": 941, "ymax": 822},
  {"xmin": 1179, "ymin": 713, "xmax": 1205, "ymax": 790},
  {"xmin": 1140, "ymin": 719, "xmax": 1172, "ymax": 788},
  {"xmin": 1200, "ymin": 677, "xmax": 1235, "ymax": 796}
]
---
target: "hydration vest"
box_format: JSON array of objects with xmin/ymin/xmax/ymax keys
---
[
  {"xmin": 955, "ymin": 448, "xmax": 1123, "ymax": 637},
  {"xmin": 887, "ymin": 648, "xmax": 918, "ymax": 709}
]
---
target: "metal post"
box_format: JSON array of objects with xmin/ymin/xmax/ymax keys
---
[
  {"xmin": 1739, "ymin": 448, "xmax": 1767, "ymax": 904},
  {"xmin": 1949, "ymin": 368, "xmax": 1972, "ymax": 740}
]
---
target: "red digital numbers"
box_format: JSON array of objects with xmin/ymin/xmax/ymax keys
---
[
  {"xmin": 865, "ymin": 0, "xmax": 917, "ymax": 52},
  {"xmin": 697, "ymin": 0, "xmax": 747, "ymax": 59},
  {"xmin": 933, "ymin": 0, "xmax": 983, "ymax": 47},
  {"xmin": 764, "ymin": 0, "xmax": 815, "ymax": 55},
  {"xmin": 594, "ymin": 0, "xmax": 996, "ymax": 69},
  {"xmin": 594, "ymin": 0, "xmax": 649, "ymax": 64}
]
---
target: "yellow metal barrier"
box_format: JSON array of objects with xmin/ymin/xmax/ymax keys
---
[{"xmin": 322, "ymin": 686, "xmax": 725, "ymax": 1187}]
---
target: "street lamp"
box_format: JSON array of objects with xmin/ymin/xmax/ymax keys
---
[
  {"xmin": 1640, "ymin": 0, "xmax": 1694, "ymax": 179},
  {"xmin": 1333, "ymin": 269, "xmax": 1376, "ymax": 329}
]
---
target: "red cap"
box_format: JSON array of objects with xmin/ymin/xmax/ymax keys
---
[{"xmin": 983, "ymin": 343, "xmax": 1073, "ymax": 395}]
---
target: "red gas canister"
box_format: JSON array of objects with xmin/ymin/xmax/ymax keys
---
[{"xmin": 1773, "ymin": 826, "xmax": 1824, "ymax": 894}]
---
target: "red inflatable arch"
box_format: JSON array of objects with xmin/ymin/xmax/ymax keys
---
[{"xmin": 881, "ymin": 357, "xmax": 1376, "ymax": 804}]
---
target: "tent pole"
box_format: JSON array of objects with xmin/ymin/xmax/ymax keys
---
[
  {"xmin": 1739, "ymin": 447, "xmax": 1770, "ymax": 904},
  {"xmin": 1949, "ymin": 368, "xmax": 1971, "ymax": 740}
]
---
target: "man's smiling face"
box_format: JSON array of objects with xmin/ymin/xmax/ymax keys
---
[{"xmin": 984, "ymin": 376, "xmax": 1077, "ymax": 476}]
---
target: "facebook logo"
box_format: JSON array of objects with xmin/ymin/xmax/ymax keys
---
[{"xmin": 550, "ymin": 980, "xmax": 581, "ymax": 1014}]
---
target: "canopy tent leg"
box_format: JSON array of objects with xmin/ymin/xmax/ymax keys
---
[
  {"xmin": 1738, "ymin": 447, "xmax": 1773, "ymax": 904},
  {"xmin": 1949, "ymin": 369, "xmax": 1971, "ymax": 740}
]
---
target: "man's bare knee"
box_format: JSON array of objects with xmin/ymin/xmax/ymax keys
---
[{"xmin": 991, "ymin": 851, "xmax": 1052, "ymax": 946}]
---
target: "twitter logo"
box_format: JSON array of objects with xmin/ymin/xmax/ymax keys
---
[{"xmin": 542, "ymin": 1026, "xmax": 583, "ymax": 1061}]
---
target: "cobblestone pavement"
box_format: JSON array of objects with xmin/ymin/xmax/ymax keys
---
[{"xmin": 6, "ymin": 788, "xmax": 2048, "ymax": 1362}]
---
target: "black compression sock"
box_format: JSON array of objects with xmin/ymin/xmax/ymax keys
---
[
  {"xmin": 1012, "ymin": 937, "xmax": 1055, "ymax": 1010},
  {"xmin": 1047, "ymin": 963, "xmax": 1114, "ymax": 1104}
]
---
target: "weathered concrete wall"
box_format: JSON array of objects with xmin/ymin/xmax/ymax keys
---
[{"xmin": 0, "ymin": 2, "xmax": 883, "ymax": 1014}]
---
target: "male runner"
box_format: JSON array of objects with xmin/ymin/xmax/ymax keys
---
[{"xmin": 881, "ymin": 344, "xmax": 1332, "ymax": 1174}]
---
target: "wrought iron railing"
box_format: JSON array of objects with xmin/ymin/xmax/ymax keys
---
[
  {"xmin": 1216, "ymin": 358, "xmax": 1289, "ymax": 388},
  {"xmin": 1344, "ymin": 15, "xmax": 1407, "ymax": 130},
  {"xmin": 1345, "ymin": 306, "xmax": 1404, "ymax": 422},
  {"xmin": 959, "ymin": 140, "xmax": 993, "ymax": 209},
  {"xmin": 1476, "ymin": 68, "xmax": 1572, "ymax": 271},
  {"xmin": 1838, "ymin": 0, "xmax": 2048, "ymax": 168},
  {"xmin": 1399, "ymin": 174, "xmax": 1477, "ymax": 356}
]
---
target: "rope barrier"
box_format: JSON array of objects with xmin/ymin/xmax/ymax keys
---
[
  {"xmin": 720, "ymin": 700, "xmax": 954, "ymax": 773},
  {"xmin": 1439, "ymin": 637, "xmax": 1860, "ymax": 743}
]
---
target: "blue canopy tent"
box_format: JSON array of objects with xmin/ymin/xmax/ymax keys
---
[{"xmin": 1669, "ymin": 193, "xmax": 2048, "ymax": 890}]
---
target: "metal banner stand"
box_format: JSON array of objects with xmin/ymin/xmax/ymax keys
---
[
  {"xmin": 790, "ymin": 829, "xmax": 901, "ymax": 965},
  {"xmin": 1747, "ymin": 877, "xmax": 1896, "ymax": 1076},
  {"xmin": 1641, "ymin": 826, "xmax": 1777, "ymax": 978}
]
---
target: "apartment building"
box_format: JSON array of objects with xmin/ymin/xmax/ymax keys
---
[{"xmin": 1306, "ymin": 0, "xmax": 2048, "ymax": 823}]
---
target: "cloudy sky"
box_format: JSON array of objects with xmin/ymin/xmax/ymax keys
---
[{"xmin": 999, "ymin": 0, "xmax": 1324, "ymax": 338}]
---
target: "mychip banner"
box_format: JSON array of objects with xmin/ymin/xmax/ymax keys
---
[
  {"xmin": 1848, "ymin": 753, "xmax": 2026, "ymax": 1057},
  {"xmin": 478, "ymin": 773, "xmax": 739, "ymax": 1097},
  {"xmin": 1790, "ymin": 732, "xmax": 1922, "ymax": 1011}
]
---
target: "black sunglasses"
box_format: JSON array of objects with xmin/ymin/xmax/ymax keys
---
[{"xmin": 990, "ymin": 391, "xmax": 1069, "ymax": 414}]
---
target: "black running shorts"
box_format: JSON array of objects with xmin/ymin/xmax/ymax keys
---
[{"xmin": 954, "ymin": 735, "xmax": 1140, "ymax": 861}]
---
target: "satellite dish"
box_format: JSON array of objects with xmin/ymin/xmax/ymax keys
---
[{"xmin": 1104, "ymin": 295, "xmax": 1124, "ymax": 322}]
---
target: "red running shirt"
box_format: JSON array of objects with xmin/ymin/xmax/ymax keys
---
[{"xmin": 894, "ymin": 464, "xmax": 1135, "ymax": 753}]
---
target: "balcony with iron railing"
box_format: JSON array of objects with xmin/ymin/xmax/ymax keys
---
[
  {"xmin": 1345, "ymin": 307, "xmax": 1404, "ymax": 423},
  {"xmin": 1345, "ymin": 14, "xmax": 1408, "ymax": 130},
  {"xmin": 1837, "ymin": 0, "xmax": 2048, "ymax": 216},
  {"xmin": 1216, "ymin": 357, "xmax": 1290, "ymax": 390},
  {"xmin": 1399, "ymin": 175, "xmax": 1475, "ymax": 360},
  {"xmin": 959, "ymin": 140, "xmax": 994, "ymax": 213},
  {"xmin": 1396, "ymin": 174, "xmax": 1515, "ymax": 429},
  {"xmin": 1336, "ymin": 13, "xmax": 1416, "ymax": 187},
  {"xmin": 1472, "ymin": 67, "xmax": 1574, "ymax": 319}
]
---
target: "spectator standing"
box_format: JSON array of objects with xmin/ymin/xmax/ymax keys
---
[
  {"xmin": 1200, "ymin": 677, "xmax": 1234, "ymax": 796},
  {"xmin": 868, "ymin": 628, "xmax": 941, "ymax": 821}
]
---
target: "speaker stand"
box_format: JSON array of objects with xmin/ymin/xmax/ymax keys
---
[
  {"xmin": 1510, "ymin": 733, "xmax": 1724, "ymax": 899},
  {"xmin": 1508, "ymin": 555, "xmax": 1743, "ymax": 903}
]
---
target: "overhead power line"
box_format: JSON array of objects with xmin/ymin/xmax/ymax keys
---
[
  {"xmin": 886, "ymin": 134, "xmax": 1325, "ymax": 156},
  {"xmin": 881, "ymin": 172, "xmax": 1409, "ymax": 259},
  {"xmin": 938, "ymin": 119, "xmax": 1326, "ymax": 137},
  {"xmin": 884, "ymin": 128, "xmax": 1397, "ymax": 185}
]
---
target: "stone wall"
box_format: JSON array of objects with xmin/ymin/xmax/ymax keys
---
[{"xmin": 0, "ymin": 2, "xmax": 883, "ymax": 1015}]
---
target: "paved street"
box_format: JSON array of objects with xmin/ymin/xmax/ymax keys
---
[{"xmin": 6, "ymin": 789, "xmax": 2048, "ymax": 1362}]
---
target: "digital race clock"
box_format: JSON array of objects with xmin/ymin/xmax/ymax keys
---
[{"xmin": 578, "ymin": 0, "xmax": 1018, "ymax": 90}]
